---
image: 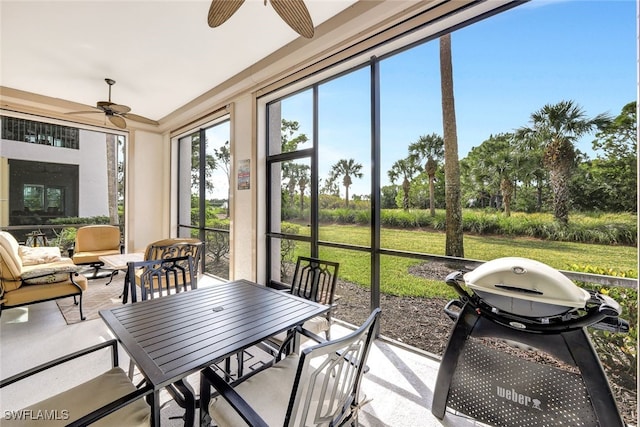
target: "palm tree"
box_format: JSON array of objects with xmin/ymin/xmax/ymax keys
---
[
  {"xmin": 440, "ymin": 33, "xmax": 464, "ymax": 258},
  {"xmin": 517, "ymin": 100, "xmax": 610, "ymax": 225},
  {"xmin": 106, "ymin": 134, "xmax": 119, "ymax": 225},
  {"xmin": 282, "ymin": 162, "xmax": 309, "ymax": 212},
  {"xmin": 408, "ymin": 133, "xmax": 444, "ymax": 216},
  {"xmin": 515, "ymin": 139, "xmax": 547, "ymax": 212},
  {"xmin": 491, "ymin": 141, "xmax": 517, "ymax": 217},
  {"xmin": 388, "ymin": 157, "xmax": 421, "ymax": 210},
  {"xmin": 330, "ymin": 159, "xmax": 363, "ymax": 208},
  {"xmin": 475, "ymin": 133, "xmax": 519, "ymax": 216}
]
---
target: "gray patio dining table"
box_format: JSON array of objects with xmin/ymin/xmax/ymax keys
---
[{"xmin": 99, "ymin": 279, "xmax": 330, "ymax": 427}]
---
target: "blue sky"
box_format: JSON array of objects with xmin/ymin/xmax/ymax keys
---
[{"xmin": 284, "ymin": 0, "xmax": 636, "ymax": 198}]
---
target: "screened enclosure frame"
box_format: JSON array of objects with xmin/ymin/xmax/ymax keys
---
[{"xmin": 262, "ymin": 0, "xmax": 537, "ymax": 315}]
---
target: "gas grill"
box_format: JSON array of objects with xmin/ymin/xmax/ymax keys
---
[{"xmin": 432, "ymin": 257, "xmax": 629, "ymax": 427}]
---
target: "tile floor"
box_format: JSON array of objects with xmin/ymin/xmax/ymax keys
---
[{"xmin": 0, "ymin": 275, "xmax": 483, "ymax": 426}]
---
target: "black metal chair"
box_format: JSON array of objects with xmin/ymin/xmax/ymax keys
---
[
  {"xmin": 200, "ymin": 308, "xmax": 381, "ymax": 427},
  {"xmin": 128, "ymin": 254, "xmax": 197, "ymax": 301},
  {"xmin": 121, "ymin": 237, "xmax": 203, "ymax": 303},
  {"xmin": 126, "ymin": 255, "xmax": 198, "ymax": 427},
  {"xmin": 247, "ymin": 256, "xmax": 340, "ymax": 377},
  {"xmin": 269, "ymin": 256, "xmax": 340, "ymax": 341},
  {"xmin": 0, "ymin": 340, "xmax": 153, "ymax": 426}
]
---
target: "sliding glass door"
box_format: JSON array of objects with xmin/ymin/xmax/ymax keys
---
[{"xmin": 177, "ymin": 119, "xmax": 231, "ymax": 279}]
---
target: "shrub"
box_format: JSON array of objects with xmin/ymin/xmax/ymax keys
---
[
  {"xmin": 320, "ymin": 208, "xmax": 636, "ymax": 245},
  {"xmin": 206, "ymin": 219, "xmax": 230, "ymax": 263},
  {"xmin": 280, "ymin": 222, "xmax": 301, "ymax": 278},
  {"xmin": 52, "ymin": 227, "xmax": 77, "ymax": 253},
  {"xmin": 567, "ymin": 264, "xmax": 637, "ymax": 398},
  {"xmin": 463, "ymin": 211, "xmax": 500, "ymax": 234},
  {"xmin": 48, "ymin": 216, "xmax": 111, "ymax": 225}
]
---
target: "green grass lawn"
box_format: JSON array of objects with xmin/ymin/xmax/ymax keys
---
[{"xmin": 310, "ymin": 224, "xmax": 638, "ymax": 299}]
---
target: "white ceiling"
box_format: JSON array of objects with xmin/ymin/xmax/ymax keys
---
[{"xmin": 0, "ymin": 0, "xmax": 357, "ymax": 123}]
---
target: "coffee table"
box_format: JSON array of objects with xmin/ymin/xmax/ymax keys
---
[{"xmin": 99, "ymin": 252, "xmax": 144, "ymax": 303}]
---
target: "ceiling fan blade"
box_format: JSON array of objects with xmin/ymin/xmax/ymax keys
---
[
  {"xmin": 109, "ymin": 103, "xmax": 131, "ymax": 114},
  {"xmin": 108, "ymin": 115, "xmax": 127, "ymax": 129},
  {"xmin": 208, "ymin": 0, "xmax": 245, "ymax": 27},
  {"xmin": 66, "ymin": 110, "xmax": 103, "ymax": 115},
  {"xmin": 122, "ymin": 113, "xmax": 159, "ymax": 126},
  {"xmin": 270, "ymin": 0, "xmax": 314, "ymax": 38}
]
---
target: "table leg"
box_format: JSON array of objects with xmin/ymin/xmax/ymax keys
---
[
  {"xmin": 149, "ymin": 390, "xmax": 161, "ymax": 427},
  {"xmin": 292, "ymin": 331, "xmax": 301, "ymax": 354},
  {"xmin": 121, "ymin": 269, "xmax": 130, "ymax": 304},
  {"xmin": 104, "ymin": 269, "xmax": 118, "ymax": 285},
  {"xmin": 199, "ymin": 373, "xmax": 212, "ymax": 427}
]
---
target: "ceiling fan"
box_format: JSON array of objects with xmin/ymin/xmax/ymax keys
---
[
  {"xmin": 67, "ymin": 78, "xmax": 159, "ymax": 129},
  {"xmin": 208, "ymin": 0, "xmax": 314, "ymax": 38}
]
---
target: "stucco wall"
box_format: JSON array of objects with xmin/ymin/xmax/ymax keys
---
[
  {"xmin": 229, "ymin": 94, "xmax": 256, "ymax": 281},
  {"xmin": 77, "ymin": 129, "xmax": 109, "ymax": 217},
  {"xmin": 125, "ymin": 129, "xmax": 167, "ymax": 253}
]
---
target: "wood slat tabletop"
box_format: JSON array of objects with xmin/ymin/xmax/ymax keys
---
[{"xmin": 100, "ymin": 279, "xmax": 329, "ymax": 388}]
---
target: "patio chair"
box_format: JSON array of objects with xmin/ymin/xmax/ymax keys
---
[
  {"xmin": 121, "ymin": 237, "xmax": 203, "ymax": 303},
  {"xmin": 0, "ymin": 339, "xmax": 152, "ymax": 426},
  {"xmin": 71, "ymin": 225, "xmax": 122, "ymax": 281},
  {"xmin": 126, "ymin": 254, "xmax": 198, "ymax": 427},
  {"xmin": 268, "ymin": 256, "xmax": 339, "ymax": 345},
  {"xmin": 144, "ymin": 237, "xmax": 203, "ymax": 269},
  {"xmin": 200, "ymin": 307, "xmax": 381, "ymax": 427},
  {"xmin": 243, "ymin": 256, "xmax": 339, "ymax": 377},
  {"xmin": 127, "ymin": 255, "xmax": 197, "ymax": 301}
]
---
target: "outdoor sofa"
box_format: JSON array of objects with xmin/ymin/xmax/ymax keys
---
[{"xmin": 0, "ymin": 231, "xmax": 88, "ymax": 319}]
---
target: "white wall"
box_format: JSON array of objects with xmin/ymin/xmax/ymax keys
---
[
  {"xmin": 77, "ymin": 129, "xmax": 109, "ymax": 217},
  {"xmin": 230, "ymin": 95, "xmax": 256, "ymax": 281},
  {"xmin": 125, "ymin": 129, "xmax": 168, "ymax": 252}
]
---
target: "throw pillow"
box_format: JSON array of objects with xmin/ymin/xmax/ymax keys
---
[{"xmin": 19, "ymin": 246, "xmax": 62, "ymax": 266}]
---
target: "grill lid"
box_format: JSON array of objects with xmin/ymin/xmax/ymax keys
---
[{"xmin": 463, "ymin": 257, "xmax": 590, "ymax": 314}]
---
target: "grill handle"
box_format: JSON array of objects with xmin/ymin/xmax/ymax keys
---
[
  {"xmin": 592, "ymin": 292, "xmax": 622, "ymax": 316},
  {"xmin": 591, "ymin": 316, "xmax": 630, "ymax": 333},
  {"xmin": 445, "ymin": 271, "xmax": 470, "ymax": 300},
  {"xmin": 443, "ymin": 299, "xmax": 464, "ymax": 321}
]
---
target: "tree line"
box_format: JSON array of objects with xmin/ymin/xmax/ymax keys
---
[{"xmin": 281, "ymin": 100, "xmax": 637, "ymax": 228}]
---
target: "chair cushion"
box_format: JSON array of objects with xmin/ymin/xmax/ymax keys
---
[
  {"xmin": 72, "ymin": 226, "xmax": 121, "ymax": 265},
  {"xmin": 270, "ymin": 316, "xmax": 330, "ymax": 345},
  {"xmin": 21, "ymin": 263, "xmax": 79, "ymax": 285},
  {"xmin": 301, "ymin": 316, "xmax": 330, "ymax": 335},
  {"xmin": 4, "ymin": 367, "xmax": 150, "ymax": 426},
  {"xmin": 72, "ymin": 249, "xmax": 121, "ymax": 266},
  {"xmin": 208, "ymin": 354, "xmax": 301, "ymax": 427},
  {"xmin": 3, "ymin": 275, "xmax": 87, "ymax": 307},
  {"xmin": 209, "ymin": 353, "xmax": 343, "ymax": 427},
  {"xmin": 74, "ymin": 226, "xmax": 121, "ymax": 253}
]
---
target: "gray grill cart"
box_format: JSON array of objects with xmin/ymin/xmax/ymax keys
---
[{"xmin": 432, "ymin": 257, "xmax": 629, "ymax": 427}]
